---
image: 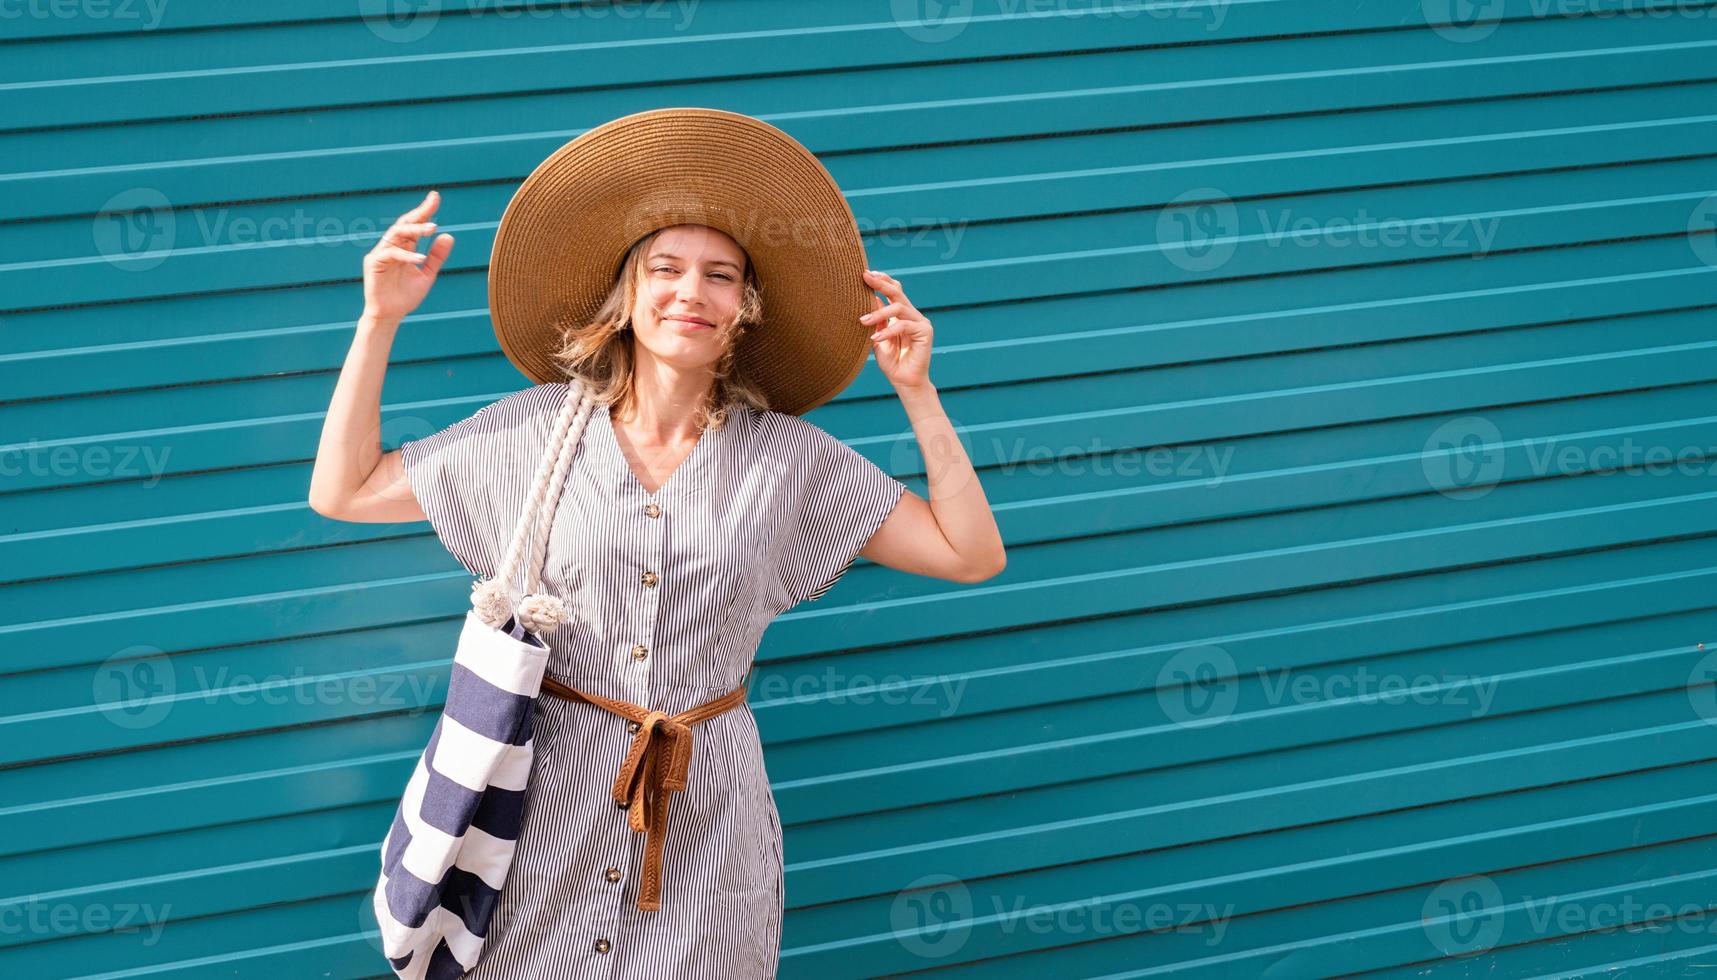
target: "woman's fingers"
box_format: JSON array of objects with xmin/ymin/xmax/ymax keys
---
[
  {"xmin": 405, "ymin": 189, "xmax": 440, "ymax": 223},
  {"xmin": 380, "ymin": 219, "xmax": 436, "ymax": 250},
  {"xmin": 863, "ymin": 269, "xmax": 914, "ymax": 305},
  {"xmin": 420, "ymin": 233, "xmax": 455, "ymax": 277},
  {"xmin": 863, "ymin": 300, "xmax": 902, "ymax": 323},
  {"xmin": 382, "ymin": 189, "xmax": 441, "ymax": 248},
  {"xmin": 378, "ymin": 244, "xmax": 428, "ymax": 266},
  {"xmin": 862, "ymin": 274, "xmax": 925, "ymax": 321}
]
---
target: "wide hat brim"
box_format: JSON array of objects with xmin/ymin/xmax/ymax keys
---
[{"xmin": 488, "ymin": 107, "xmax": 875, "ymax": 417}]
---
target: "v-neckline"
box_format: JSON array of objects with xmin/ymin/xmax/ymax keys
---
[{"xmin": 599, "ymin": 399, "xmax": 710, "ymax": 498}]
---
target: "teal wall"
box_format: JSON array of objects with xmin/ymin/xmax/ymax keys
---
[{"xmin": 5, "ymin": 1, "xmax": 1717, "ymax": 976}]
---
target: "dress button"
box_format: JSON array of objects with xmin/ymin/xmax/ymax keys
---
[
  {"xmin": 626, "ymin": 720, "xmax": 641, "ymax": 734},
  {"xmin": 641, "ymin": 570, "xmax": 658, "ymax": 587},
  {"xmin": 631, "ymin": 644, "xmax": 648, "ymax": 662},
  {"xmin": 605, "ymin": 867, "xmax": 622, "ymax": 882},
  {"xmin": 644, "ymin": 502, "xmax": 661, "ymax": 518},
  {"xmin": 594, "ymin": 938, "xmax": 611, "ymax": 954}
]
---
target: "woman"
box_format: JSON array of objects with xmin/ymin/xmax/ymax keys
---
[{"xmin": 309, "ymin": 109, "xmax": 1005, "ymax": 978}]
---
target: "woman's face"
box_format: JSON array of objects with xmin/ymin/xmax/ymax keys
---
[{"xmin": 630, "ymin": 224, "xmax": 747, "ymax": 373}]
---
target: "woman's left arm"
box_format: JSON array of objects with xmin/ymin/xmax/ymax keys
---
[{"xmin": 857, "ymin": 268, "xmax": 1007, "ymax": 584}]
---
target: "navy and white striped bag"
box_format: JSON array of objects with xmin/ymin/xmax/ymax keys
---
[{"xmin": 372, "ymin": 383, "xmax": 595, "ymax": 980}]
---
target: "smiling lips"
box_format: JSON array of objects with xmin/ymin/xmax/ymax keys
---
[{"xmin": 666, "ymin": 315, "xmax": 713, "ymax": 330}]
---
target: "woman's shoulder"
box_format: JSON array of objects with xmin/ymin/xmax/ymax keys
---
[
  {"xmin": 750, "ymin": 406, "xmax": 837, "ymax": 448},
  {"xmin": 511, "ymin": 381, "xmax": 573, "ymax": 413},
  {"xmin": 420, "ymin": 383, "xmax": 570, "ymax": 455},
  {"xmin": 747, "ymin": 407, "xmax": 866, "ymax": 482},
  {"xmin": 475, "ymin": 381, "xmax": 581, "ymax": 430}
]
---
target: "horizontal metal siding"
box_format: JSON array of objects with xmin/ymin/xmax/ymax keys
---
[{"xmin": 4, "ymin": 1, "xmax": 1716, "ymax": 977}]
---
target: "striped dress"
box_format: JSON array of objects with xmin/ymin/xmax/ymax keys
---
[{"xmin": 398, "ymin": 381, "xmax": 907, "ymax": 979}]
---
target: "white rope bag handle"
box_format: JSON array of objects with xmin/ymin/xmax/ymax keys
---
[{"xmin": 470, "ymin": 381, "xmax": 594, "ymax": 635}]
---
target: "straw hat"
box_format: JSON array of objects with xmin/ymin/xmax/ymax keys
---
[{"xmin": 487, "ymin": 107, "xmax": 876, "ymax": 417}]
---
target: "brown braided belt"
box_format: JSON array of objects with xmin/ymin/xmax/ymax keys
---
[{"xmin": 538, "ymin": 673, "xmax": 751, "ymax": 911}]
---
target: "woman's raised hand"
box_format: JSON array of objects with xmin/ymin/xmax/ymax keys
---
[
  {"xmin": 860, "ymin": 268, "xmax": 933, "ymax": 392},
  {"xmin": 362, "ymin": 190, "xmax": 455, "ymax": 321}
]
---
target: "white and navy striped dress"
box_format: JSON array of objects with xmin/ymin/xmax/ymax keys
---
[{"xmin": 398, "ymin": 381, "xmax": 907, "ymax": 979}]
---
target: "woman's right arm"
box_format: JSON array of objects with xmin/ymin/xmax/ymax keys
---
[{"xmin": 307, "ymin": 190, "xmax": 455, "ymax": 524}]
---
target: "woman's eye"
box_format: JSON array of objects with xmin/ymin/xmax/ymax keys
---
[{"xmin": 653, "ymin": 265, "xmax": 732, "ymax": 281}]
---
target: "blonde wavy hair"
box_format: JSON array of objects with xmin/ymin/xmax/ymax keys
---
[{"xmin": 547, "ymin": 225, "xmax": 774, "ymax": 432}]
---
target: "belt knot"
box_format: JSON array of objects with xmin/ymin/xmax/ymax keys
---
[{"xmin": 537, "ymin": 674, "xmax": 750, "ymax": 911}]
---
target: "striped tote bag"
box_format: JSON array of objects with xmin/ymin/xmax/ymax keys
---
[{"xmin": 372, "ymin": 383, "xmax": 595, "ymax": 980}]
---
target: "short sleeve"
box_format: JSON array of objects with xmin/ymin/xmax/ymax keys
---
[
  {"xmin": 775, "ymin": 419, "xmax": 909, "ymax": 605},
  {"xmin": 399, "ymin": 393, "xmax": 528, "ymax": 580}
]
